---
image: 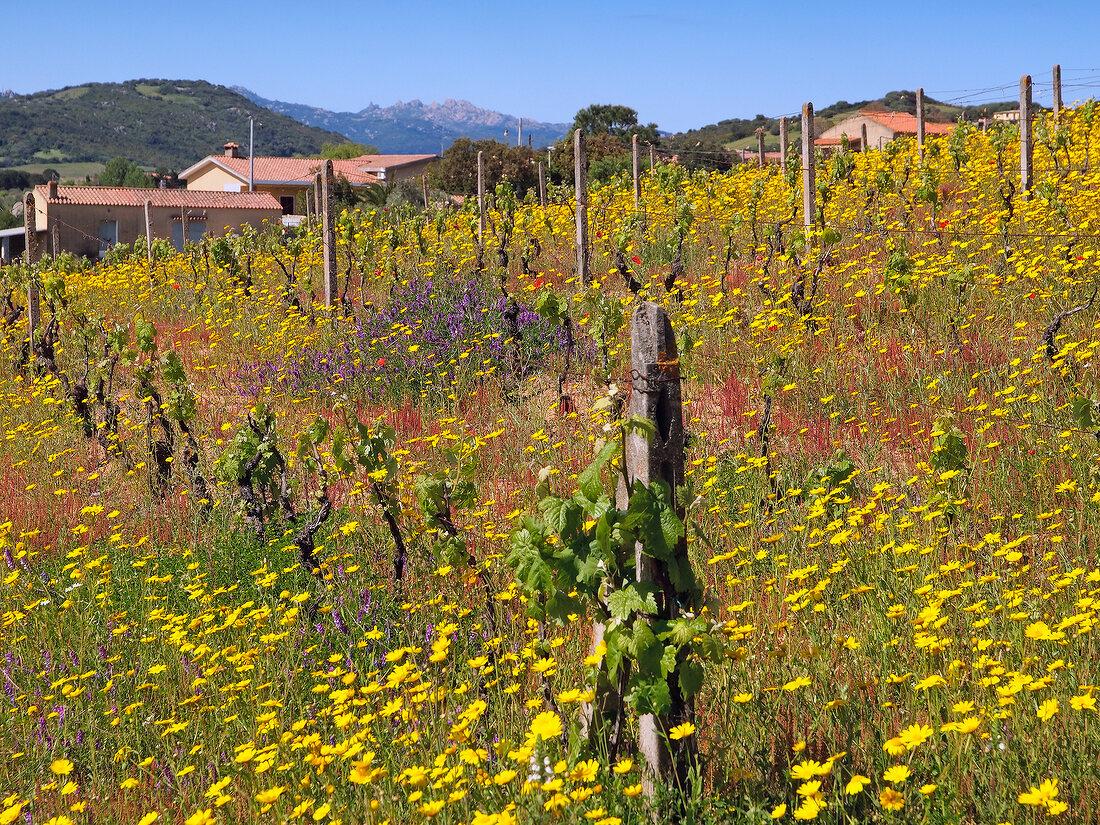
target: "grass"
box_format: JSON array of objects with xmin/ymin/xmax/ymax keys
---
[{"xmin": 0, "ymin": 108, "xmax": 1098, "ymax": 824}]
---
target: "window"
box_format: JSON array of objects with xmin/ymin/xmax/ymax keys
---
[
  {"xmin": 98, "ymin": 220, "xmax": 118, "ymax": 259},
  {"xmin": 171, "ymin": 217, "xmax": 207, "ymax": 251}
]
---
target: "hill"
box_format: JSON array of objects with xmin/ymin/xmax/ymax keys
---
[
  {"xmin": 234, "ymin": 88, "xmax": 572, "ymax": 153},
  {"xmin": 663, "ymin": 90, "xmax": 1018, "ymax": 159},
  {"xmin": 0, "ymin": 79, "xmax": 348, "ymax": 171}
]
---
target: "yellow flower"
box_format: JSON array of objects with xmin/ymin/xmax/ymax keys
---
[
  {"xmin": 418, "ymin": 800, "xmax": 446, "ymax": 817},
  {"xmin": 1019, "ymin": 777, "xmax": 1060, "ymax": 808},
  {"xmin": 883, "ymin": 765, "xmax": 910, "ymax": 784},
  {"xmin": 42, "ymin": 817, "xmax": 75, "ymax": 825},
  {"xmin": 879, "ymin": 787, "xmax": 904, "ymax": 811},
  {"xmin": 845, "ymin": 775, "xmax": 870, "ymax": 795},
  {"xmin": 668, "ymin": 722, "xmax": 696, "ymax": 740},
  {"xmin": 612, "ymin": 759, "xmax": 633, "ymax": 774},
  {"xmin": 770, "ymin": 803, "xmax": 787, "ymax": 819},
  {"xmin": 623, "ymin": 784, "xmax": 644, "ymax": 797},
  {"xmin": 791, "ymin": 760, "xmax": 831, "ymax": 780},
  {"xmin": 1070, "ymin": 694, "xmax": 1097, "ymax": 712},
  {"xmin": 254, "ymin": 786, "xmax": 286, "ymax": 804},
  {"xmin": 120, "ymin": 777, "xmax": 140, "ymax": 790},
  {"xmin": 312, "ymin": 802, "xmax": 331, "ymax": 820},
  {"xmin": 1037, "ymin": 698, "xmax": 1060, "ymax": 720},
  {"xmin": 183, "ymin": 811, "xmax": 215, "ymax": 825},
  {"xmin": 135, "ymin": 814, "xmax": 158, "ymax": 825},
  {"xmin": 898, "ymin": 723, "xmax": 933, "ymax": 750},
  {"xmin": 783, "ymin": 676, "xmax": 812, "ymax": 691},
  {"xmin": 0, "ymin": 805, "xmax": 23, "ymax": 825},
  {"xmin": 919, "ymin": 784, "xmax": 938, "ymax": 796},
  {"xmin": 526, "ymin": 711, "xmax": 563, "ymax": 743},
  {"xmin": 50, "ymin": 759, "xmax": 74, "ymax": 776}
]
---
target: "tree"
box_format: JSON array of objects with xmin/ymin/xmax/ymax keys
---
[
  {"xmin": 319, "ymin": 141, "xmax": 380, "ymax": 159},
  {"xmin": 429, "ymin": 139, "xmax": 537, "ymax": 196},
  {"xmin": 572, "ymin": 104, "xmax": 659, "ymax": 143},
  {"xmin": 100, "ymin": 157, "xmax": 152, "ymax": 187}
]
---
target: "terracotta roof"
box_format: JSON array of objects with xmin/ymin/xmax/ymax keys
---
[
  {"xmin": 180, "ymin": 156, "xmax": 381, "ymax": 186},
  {"xmin": 859, "ymin": 110, "xmax": 956, "ymax": 136},
  {"xmin": 35, "ymin": 185, "xmax": 281, "ymax": 210}
]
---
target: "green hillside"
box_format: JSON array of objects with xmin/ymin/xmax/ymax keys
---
[{"xmin": 0, "ymin": 79, "xmax": 349, "ymax": 172}]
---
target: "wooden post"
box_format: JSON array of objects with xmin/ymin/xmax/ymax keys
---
[
  {"xmin": 1020, "ymin": 75, "xmax": 1033, "ymax": 196},
  {"xmin": 422, "ymin": 174, "xmax": 429, "ymax": 209},
  {"xmin": 144, "ymin": 199, "xmax": 153, "ymax": 266},
  {"xmin": 313, "ymin": 174, "xmax": 322, "ymax": 229},
  {"xmin": 518, "ymin": 117, "xmax": 523, "ymax": 147},
  {"xmin": 1053, "ymin": 64, "xmax": 1062, "ymax": 125},
  {"xmin": 23, "ymin": 192, "xmax": 40, "ymax": 345},
  {"xmin": 305, "ymin": 187, "xmax": 313, "ymax": 226},
  {"xmin": 632, "ymin": 134, "xmax": 641, "ymax": 210},
  {"xmin": 477, "ymin": 150, "xmax": 486, "ymax": 251},
  {"xmin": 620, "ymin": 300, "xmax": 694, "ymax": 798},
  {"xmin": 801, "ymin": 102, "xmax": 815, "ymax": 232},
  {"xmin": 180, "ymin": 207, "xmax": 188, "ymax": 252},
  {"xmin": 538, "ymin": 161, "xmax": 547, "ymax": 208},
  {"xmin": 649, "ymin": 142, "xmax": 656, "ymax": 173},
  {"xmin": 916, "ymin": 87, "xmax": 925, "ymax": 159},
  {"xmin": 574, "ymin": 129, "xmax": 588, "ymax": 287},
  {"xmin": 779, "ymin": 116, "xmax": 788, "ymax": 170},
  {"xmin": 321, "ymin": 159, "xmax": 337, "ymax": 307},
  {"xmin": 860, "ymin": 122, "xmax": 868, "ymax": 153},
  {"xmin": 756, "ymin": 127, "xmax": 765, "ymax": 168}
]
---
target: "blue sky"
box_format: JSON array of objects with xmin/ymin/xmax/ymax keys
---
[{"xmin": 8, "ymin": 0, "xmax": 1100, "ymax": 132}]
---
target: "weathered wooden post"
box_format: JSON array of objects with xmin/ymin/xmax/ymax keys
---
[
  {"xmin": 313, "ymin": 174, "xmax": 322, "ymax": 230},
  {"xmin": 779, "ymin": 116, "xmax": 789, "ymax": 170},
  {"xmin": 23, "ymin": 192, "xmax": 40, "ymax": 346},
  {"xmin": 321, "ymin": 159, "xmax": 337, "ymax": 307},
  {"xmin": 538, "ymin": 161, "xmax": 547, "ymax": 208},
  {"xmin": 144, "ymin": 199, "xmax": 153, "ymax": 267},
  {"xmin": 477, "ymin": 150, "xmax": 486, "ymax": 251},
  {"xmin": 756, "ymin": 127, "xmax": 766, "ymax": 168},
  {"xmin": 632, "ymin": 134, "xmax": 641, "ymax": 210},
  {"xmin": 649, "ymin": 142, "xmax": 656, "ymax": 174},
  {"xmin": 305, "ymin": 188, "xmax": 313, "ymax": 227},
  {"xmin": 180, "ymin": 207, "xmax": 188, "ymax": 252},
  {"xmin": 1020, "ymin": 75, "xmax": 1033, "ymax": 196},
  {"xmin": 860, "ymin": 122, "xmax": 868, "ymax": 153},
  {"xmin": 620, "ymin": 300, "xmax": 695, "ymax": 798},
  {"xmin": 1053, "ymin": 64, "xmax": 1062, "ymax": 124},
  {"xmin": 574, "ymin": 129, "xmax": 589, "ymax": 287},
  {"xmin": 916, "ymin": 87, "xmax": 925, "ymax": 159},
  {"xmin": 421, "ymin": 174, "xmax": 429, "ymax": 209},
  {"xmin": 801, "ymin": 103, "xmax": 815, "ymax": 232}
]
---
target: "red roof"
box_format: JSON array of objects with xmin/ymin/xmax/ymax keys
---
[
  {"xmin": 354, "ymin": 154, "xmax": 437, "ymax": 172},
  {"xmin": 859, "ymin": 110, "xmax": 956, "ymax": 136},
  {"xmin": 36, "ymin": 185, "xmax": 281, "ymax": 210},
  {"xmin": 187, "ymin": 156, "xmax": 380, "ymax": 186}
]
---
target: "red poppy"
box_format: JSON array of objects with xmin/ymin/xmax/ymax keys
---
[
  {"xmin": 376, "ymin": 358, "xmax": 385, "ymax": 366},
  {"xmin": 632, "ymin": 256, "xmax": 641, "ymax": 265}
]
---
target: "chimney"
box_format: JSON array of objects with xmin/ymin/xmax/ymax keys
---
[
  {"xmin": 224, "ymin": 142, "xmax": 241, "ymax": 158},
  {"xmin": 47, "ymin": 180, "xmax": 58, "ymax": 199}
]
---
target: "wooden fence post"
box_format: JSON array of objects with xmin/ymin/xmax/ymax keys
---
[
  {"xmin": 422, "ymin": 174, "xmax": 429, "ymax": 209},
  {"xmin": 756, "ymin": 127, "xmax": 766, "ymax": 168},
  {"xmin": 144, "ymin": 199, "xmax": 153, "ymax": 267},
  {"xmin": 180, "ymin": 207, "xmax": 188, "ymax": 252},
  {"xmin": 620, "ymin": 300, "xmax": 695, "ymax": 798},
  {"xmin": 632, "ymin": 134, "xmax": 641, "ymax": 210},
  {"xmin": 916, "ymin": 87, "xmax": 925, "ymax": 159},
  {"xmin": 1053, "ymin": 64, "xmax": 1062, "ymax": 125},
  {"xmin": 779, "ymin": 116, "xmax": 788, "ymax": 170},
  {"xmin": 313, "ymin": 174, "xmax": 322, "ymax": 231},
  {"xmin": 1020, "ymin": 75, "xmax": 1033, "ymax": 196},
  {"xmin": 305, "ymin": 188, "xmax": 313, "ymax": 227},
  {"xmin": 801, "ymin": 103, "xmax": 815, "ymax": 232},
  {"xmin": 23, "ymin": 192, "xmax": 40, "ymax": 347},
  {"xmin": 574, "ymin": 129, "xmax": 588, "ymax": 287},
  {"xmin": 860, "ymin": 122, "xmax": 868, "ymax": 153},
  {"xmin": 477, "ymin": 150, "xmax": 486, "ymax": 252},
  {"xmin": 649, "ymin": 142, "xmax": 656, "ymax": 174},
  {"xmin": 321, "ymin": 159, "xmax": 337, "ymax": 307},
  {"xmin": 538, "ymin": 161, "xmax": 547, "ymax": 208}
]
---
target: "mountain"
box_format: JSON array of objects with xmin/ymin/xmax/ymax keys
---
[
  {"xmin": 234, "ymin": 88, "xmax": 571, "ymax": 153},
  {"xmin": 0, "ymin": 80, "xmax": 348, "ymax": 171},
  {"xmin": 664, "ymin": 91, "xmax": 1018, "ymax": 156}
]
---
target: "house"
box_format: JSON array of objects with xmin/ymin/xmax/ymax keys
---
[
  {"xmin": 179, "ymin": 144, "xmax": 438, "ymax": 214},
  {"xmin": 815, "ymin": 110, "xmax": 956, "ymax": 151},
  {"xmin": 32, "ymin": 181, "xmax": 282, "ymax": 259}
]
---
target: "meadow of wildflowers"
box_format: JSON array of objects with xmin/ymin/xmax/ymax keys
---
[{"xmin": 2, "ymin": 106, "xmax": 1100, "ymax": 824}]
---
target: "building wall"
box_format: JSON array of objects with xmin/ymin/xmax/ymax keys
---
[
  {"xmin": 34, "ymin": 197, "xmax": 281, "ymax": 259},
  {"xmin": 372, "ymin": 158, "xmax": 434, "ymax": 182},
  {"xmin": 185, "ymin": 165, "xmax": 248, "ymax": 192}
]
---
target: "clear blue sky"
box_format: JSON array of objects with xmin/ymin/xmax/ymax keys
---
[{"xmin": 8, "ymin": 0, "xmax": 1099, "ymax": 132}]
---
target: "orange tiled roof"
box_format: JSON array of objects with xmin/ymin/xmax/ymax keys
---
[
  {"xmin": 36, "ymin": 185, "xmax": 282, "ymax": 210},
  {"xmin": 859, "ymin": 110, "xmax": 956, "ymax": 136},
  {"xmin": 182, "ymin": 156, "xmax": 381, "ymax": 186},
  {"xmin": 354, "ymin": 154, "xmax": 438, "ymax": 172}
]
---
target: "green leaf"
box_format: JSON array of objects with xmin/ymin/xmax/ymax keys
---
[
  {"xmin": 1071, "ymin": 396, "xmax": 1098, "ymax": 431},
  {"xmin": 160, "ymin": 350, "xmax": 186, "ymax": 384},
  {"xmin": 606, "ymin": 584, "xmax": 658, "ymax": 621},
  {"xmin": 306, "ymin": 416, "xmax": 329, "ymax": 446},
  {"xmin": 632, "ymin": 620, "xmax": 664, "ymax": 676},
  {"xmin": 622, "ymin": 415, "xmax": 657, "ymax": 443},
  {"xmin": 534, "ymin": 290, "xmax": 565, "ymax": 323},
  {"xmin": 678, "ymin": 660, "xmax": 704, "ymax": 698},
  {"xmin": 578, "ymin": 439, "xmax": 620, "ymax": 502},
  {"xmin": 538, "ymin": 496, "xmax": 582, "ymax": 539},
  {"xmin": 135, "ymin": 318, "xmax": 156, "ymax": 354},
  {"xmin": 626, "ymin": 674, "xmax": 671, "ymax": 716}
]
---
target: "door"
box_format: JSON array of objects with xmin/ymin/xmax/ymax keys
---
[{"xmin": 98, "ymin": 220, "xmax": 118, "ymax": 259}]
